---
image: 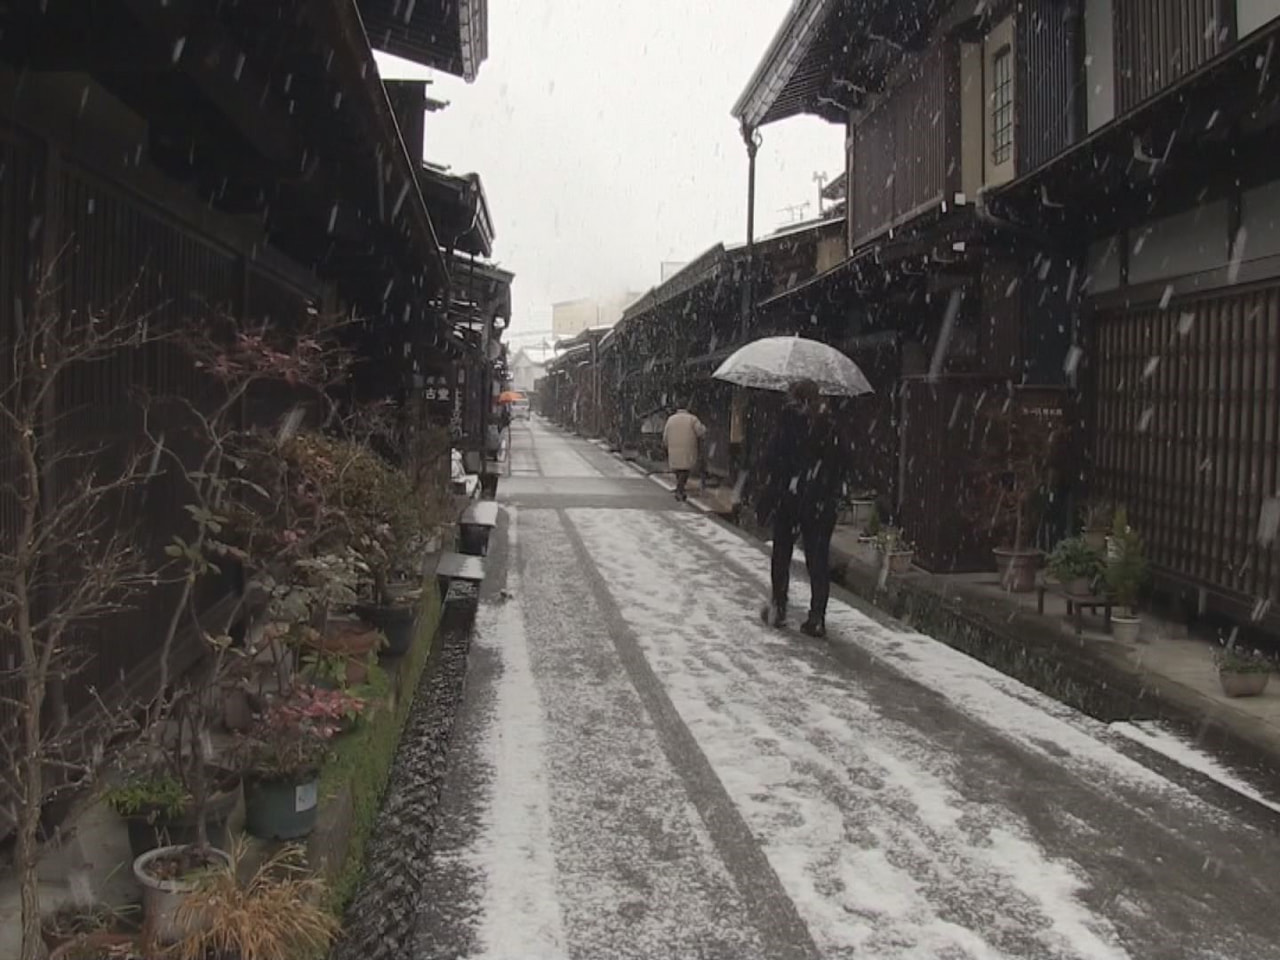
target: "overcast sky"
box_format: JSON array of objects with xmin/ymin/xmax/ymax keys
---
[{"xmin": 375, "ymin": 0, "xmax": 844, "ymax": 337}]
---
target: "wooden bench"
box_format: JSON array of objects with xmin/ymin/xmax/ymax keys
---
[{"xmin": 1037, "ymin": 581, "xmax": 1113, "ymax": 637}]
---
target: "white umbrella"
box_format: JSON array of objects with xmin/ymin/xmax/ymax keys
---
[{"xmin": 713, "ymin": 336, "xmax": 874, "ymax": 397}]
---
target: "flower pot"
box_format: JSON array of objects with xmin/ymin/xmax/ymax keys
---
[
  {"xmin": 133, "ymin": 844, "xmax": 231, "ymax": 944},
  {"xmin": 1112, "ymin": 614, "xmax": 1142, "ymax": 644},
  {"xmin": 244, "ymin": 771, "xmax": 320, "ymax": 840},
  {"xmin": 1218, "ymin": 669, "xmax": 1271, "ymax": 698},
  {"xmin": 883, "ymin": 550, "xmax": 914, "ymax": 575},
  {"xmin": 353, "ymin": 601, "xmax": 416, "ymax": 657},
  {"xmin": 1066, "ymin": 577, "xmax": 1092, "ymax": 596},
  {"xmin": 49, "ymin": 932, "xmax": 140, "ymax": 960},
  {"xmin": 993, "ymin": 548, "xmax": 1041, "ymax": 593},
  {"xmin": 122, "ymin": 776, "xmax": 241, "ymax": 861},
  {"xmin": 1082, "ymin": 529, "xmax": 1108, "ymax": 552},
  {"xmin": 308, "ymin": 619, "xmax": 381, "ymax": 686}
]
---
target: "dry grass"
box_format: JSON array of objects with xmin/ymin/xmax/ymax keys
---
[{"xmin": 172, "ymin": 838, "xmax": 339, "ymax": 960}]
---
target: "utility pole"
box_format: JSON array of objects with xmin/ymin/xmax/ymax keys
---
[
  {"xmin": 813, "ymin": 171, "xmax": 828, "ymax": 216},
  {"xmin": 740, "ymin": 121, "xmax": 761, "ymax": 344}
]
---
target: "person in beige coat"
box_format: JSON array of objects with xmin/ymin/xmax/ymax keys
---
[{"xmin": 663, "ymin": 402, "xmax": 707, "ymax": 502}]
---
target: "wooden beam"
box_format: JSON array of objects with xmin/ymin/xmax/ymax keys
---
[{"xmin": 118, "ymin": 0, "xmax": 302, "ymax": 172}]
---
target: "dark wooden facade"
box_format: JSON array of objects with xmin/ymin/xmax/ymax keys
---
[
  {"xmin": 0, "ymin": 1, "xmax": 497, "ymax": 778},
  {"xmin": 851, "ymin": 44, "xmax": 957, "ymax": 245},
  {"xmin": 1015, "ymin": 0, "xmax": 1083, "ymax": 173},
  {"xmin": 1115, "ymin": 0, "xmax": 1225, "ymax": 111}
]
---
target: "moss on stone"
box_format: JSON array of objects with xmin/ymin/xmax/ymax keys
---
[{"xmin": 319, "ymin": 583, "xmax": 443, "ymax": 914}]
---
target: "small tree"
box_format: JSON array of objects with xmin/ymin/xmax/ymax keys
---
[
  {"xmin": 1105, "ymin": 506, "xmax": 1148, "ymax": 614},
  {"xmin": 136, "ymin": 314, "xmax": 354, "ymax": 853},
  {"xmin": 0, "ymin": 285, "xmax": 163, "ymax": 960},
  {"xmin": 970, "ymin": 395, "xmax": 1067, "ymax": 553}
]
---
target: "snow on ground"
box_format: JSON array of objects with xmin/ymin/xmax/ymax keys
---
[
  {"xmin": 568, "ymin": 507, "xmax": 1134, "ymax": 960},
  {"xmin": 667, "ymin": 511, "xmax": 1199, "ymax": 801},
  {"xmin": 461, "ymin": 504, "xmax": 766, "ymax": 960},
  {"xmin": 466, "ymin": 509, "xmax": 570, "ymax": 959},
  {"xmin": 1112, "ymin": 720, "xmax": 1280, "ymax": 816}
]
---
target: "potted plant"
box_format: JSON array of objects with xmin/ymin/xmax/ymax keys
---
[
  {"xmin": 103, "ymin": 770, "xmax": 239, "ymax": 861},
  {"xmin": 41, "ymin": 903, "xmax": 138, "ymax": 955},
  {"xmin": 239, "ymin": 684, "xmax": 364, "ymax": 840},
  {"xmin": 171, "ymin": 839, "xmax": 339, "ymax": 960},
  {"xmin": 874, "ymin": 527, "xmax": 915, "ymax": 575},
  {"xmin": 1080, "ymin": 498, "xmax": 1114, "ymax": 552},
  {"xmin": 975, "ymin": 400, "xmax": 1066, "ymax": 593},
  {"xmin": 48, "ymin": 932, "xmax": 144, "ymax": 960},
  {"xmin": 1046, "ymin": 536, "xmax": 1103, "ymax": 595},
  {"xmin": 839, "ymin": 490, "xmax": 878, "ymax": 533},
  {"xmin": 133, "ymin": 843, "xmax": 233, "ymax": 946},
  {"xmin": 1214, "ymin": 644, "xmax": 1274, "ymax": 698},
  {"xmin": 1105, "ymin": 509, "xmax": 1148, "ymax": 643}
]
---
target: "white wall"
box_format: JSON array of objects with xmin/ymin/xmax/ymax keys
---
[
  {"xmin": 1128, "ymin": 201, "xmax": 1230, "ymax": 285},
  {"xmin": 1085, "ymin": 0, "xmax": 1116, "ymax": 131},
  {"xmin": 1086, "ymin": 236, "xmax": 1122, "ymax": 293},
  {"xmin": 960, "ymin": 42, "xmax": 984, "ymax": 198},
  {"xmin": 1243, "ymin": 179, "xmax": 1280, "ymax": 260},
  {"xmin": 1237, "ymin": 0, "xmax": 1280, "ymax": 37}
]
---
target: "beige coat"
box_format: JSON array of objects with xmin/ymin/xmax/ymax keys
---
[{"xmin": 663, "ymin": 410, "xmax": 706, "ymax": 471}]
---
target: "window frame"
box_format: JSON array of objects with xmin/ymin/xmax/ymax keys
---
[{"xmin": 990, "ymin": 43, "xmax": 1014, "ymax": 167}]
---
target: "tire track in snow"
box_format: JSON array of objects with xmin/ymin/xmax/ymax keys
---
[
  {"xmin": 569, "ymin": 507, "xmax": 1280, "ymax": 959},
  {"xmin": 556, "ymin": 508, "xmax": 822, "ymax": 960}
]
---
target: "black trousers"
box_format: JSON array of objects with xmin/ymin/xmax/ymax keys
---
[
  {"xmin": 674, "ymin": 469, "xmax": 690, "ymax": 496},
  {"xmin": 770, "ymin": 509, "xmax": 836, "ymax": 623}
]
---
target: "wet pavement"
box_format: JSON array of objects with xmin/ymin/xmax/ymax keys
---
[{"xmin": 406, "ymin": 418, "xmax": 1280, "ymax": 960}]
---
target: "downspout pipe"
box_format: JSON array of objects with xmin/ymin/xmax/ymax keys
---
[{"xmin": 742, "ymin": 120, "xmax": 757, "ymax": 345}]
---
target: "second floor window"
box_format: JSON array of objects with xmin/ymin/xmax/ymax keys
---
[{"xmin": 991, "ymin": 46, "xmax": 1014, "ymax": 166}]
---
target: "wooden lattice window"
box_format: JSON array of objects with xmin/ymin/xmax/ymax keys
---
[{"xmin": 991, "ymin": 45, "xmax": 1014, "ymax": 166}]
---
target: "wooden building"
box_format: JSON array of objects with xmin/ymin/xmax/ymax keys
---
[
  {"xmin": 0, "ymin": 1, "xmax": 500, "ymax": 760},
  {"xmin": 734, "ymin": 0, "xmax": 1280, "ymax": 627},
  {"xmin": 606, "ymin": 217, "xmax": 847, "ymax": 475},
  {"xmin": 735, "ymin": 0, "xmax": 1083, "ymax": 573},
  {"xmin": 986, "ymin": 0, "xmax": 1280, "ymax": 627}
]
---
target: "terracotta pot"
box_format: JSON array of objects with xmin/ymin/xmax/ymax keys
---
[
  {"xmin": 885, "ymin": 551, "xmax": 914, "ymax": 575},
  {"xmin": 305, "ymin": 618, "xmax": 381, "ymax": 685},
  {"xmin": 1219, "ymin": 670, "xmax": 1270, "ymax": 698},
  {"xmin": 993, "ymin": 548, "xmax": 1041, "ymax": 593},
  {"xmin": 49, "ymin": 932, "xmax": 140, "ymax": 960}
]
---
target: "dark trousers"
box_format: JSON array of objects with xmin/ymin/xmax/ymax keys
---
[
  {"xmin": 770, "ymin": 510, "xmax": 836, "ymax": 623},
  {"xmin": 674, "ymin": 470, "xmax": 690, "ymax": 498}
]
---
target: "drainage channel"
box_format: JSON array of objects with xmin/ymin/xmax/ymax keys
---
[{"xmin": 861, "ymin": 577, "xmax": 1280, "ymax": 833}]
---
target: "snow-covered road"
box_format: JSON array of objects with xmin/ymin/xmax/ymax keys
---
[{"xmin": 413, "ymin": 420, "xmax": 1280, "ymax": 960}]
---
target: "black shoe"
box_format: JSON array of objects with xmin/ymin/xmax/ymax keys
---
[
  {"xmin": 760, "ymin": 603, "xmax": 786, "ymax": 628},
  {"xmin": 800, "ymin": 619, "xmax": 826, "ymax": 639}
]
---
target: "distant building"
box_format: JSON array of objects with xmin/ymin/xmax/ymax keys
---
[
  {"xmin": 551, "ymin": 292, "xmax": 643, "ymax": 337},
  {"xmin": 508, "ymin": 346, "xmax": 552, "ymax": 393}
]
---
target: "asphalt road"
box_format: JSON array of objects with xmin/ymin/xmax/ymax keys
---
[{"xmin": 411, "ymin": 418, "xmax": 1280, "ymax": 960}]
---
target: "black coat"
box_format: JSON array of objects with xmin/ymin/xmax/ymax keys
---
[{"xmin": 755, "ymin": 402, "xmax": 851, "ymax": 525}]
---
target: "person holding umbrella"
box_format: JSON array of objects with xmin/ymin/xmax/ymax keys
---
[
  {"xmin": 713, "ymin": 336, "xmax": 872, "ymax": 637},
  {"xmin": 752, "ymin": 381, "xmax": 851, "ymax": 636}
]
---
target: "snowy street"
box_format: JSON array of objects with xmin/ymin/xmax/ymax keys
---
[{"xmin": 412, "ymin": 419, "xmax": 1280, "ymax": 960}]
